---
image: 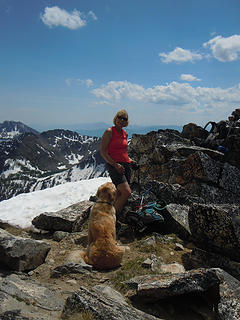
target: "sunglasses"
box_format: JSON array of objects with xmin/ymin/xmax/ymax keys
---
[{"xmin": 117, "ymin": 116, "xmax": 128, "ymax": 121}]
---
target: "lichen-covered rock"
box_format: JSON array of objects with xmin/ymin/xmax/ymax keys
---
[
  {"xmin": 188, "ymin": 204, "xmax": 240, "ymax": 261},
  {"xmin": 215, "ymin": 269, "xmax": 240, "ymax": 320},
  {"xmin": 219, "ymin": 162, "xmax": 240, "ymax": 194}
]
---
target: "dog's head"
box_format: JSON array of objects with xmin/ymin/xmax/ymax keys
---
[{"xmin": 97, "ymin": 182, "xmax": 117, "ymax": 204}]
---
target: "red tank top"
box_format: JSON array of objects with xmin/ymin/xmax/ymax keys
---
[{"xmin": 107, "ymin": 126, "xmax": 130, "ymax": 163}]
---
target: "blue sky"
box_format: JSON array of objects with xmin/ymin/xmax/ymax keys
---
[{"xmin": 1, "ymin": 0, "xmax": 240, "ymax": 130}]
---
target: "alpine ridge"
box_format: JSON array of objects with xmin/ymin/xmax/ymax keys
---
[
  {"xmin": 0, "ymin": 121, "xmax": 107, "ymax": 201},
  {"xmin": 0, "ymin": 120, "xmax": 39, "ymax": 140}
]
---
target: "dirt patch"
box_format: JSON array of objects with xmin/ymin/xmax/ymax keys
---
[{"xmin": 28, "ymin": 228, "xmax": 192, "ymax": 302}]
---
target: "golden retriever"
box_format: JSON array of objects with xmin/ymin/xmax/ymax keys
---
[{"xmin": 79, "ymin": 182, "xmax": 129, "ymax": 270}]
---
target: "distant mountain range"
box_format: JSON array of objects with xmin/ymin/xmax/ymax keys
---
[
  {"xmin": 0, "ymin": 120, "xmax": 39, "ymax": 140},
  {"xmin": 0, "ymin": 120, "xmax": 182, "ymax": 202},
  {"xmin": 34, "ymin": 122, "xmax": 183, "ymax": 138},
  {"xmin": 75, "ymin": 124, "xmax": 183, "ymax": 138},
  {"xmin": 0, "ymin": 121, "xmax": 107, "ymax": 202}
]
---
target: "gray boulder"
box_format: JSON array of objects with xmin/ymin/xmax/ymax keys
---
[
  {"xmin": 126, "ymin": 268, "xmax": 220, "ymax": 301},
  {"xmin": 0, "ymin": 229, "xmax": 50, "ymax": 272},
  {"xmin": 32, "ymin": 200, "xmax": 93, "ymax": 232},
  {"xmin": 162, "ymin": 203, "xmax": 192, "ymax": 240},
  {"xmin": 62, "ymin": 285, "xmax": 160, "ymax": 320},
  {"xmin": 51, "ymin": 262, "xmax": 92, "ymax": 278},
  {"xmin": 215, "ymin": 269, "xmax": 240, "ymax": 320},
  {"xmin": 189, "ymin": 247, "xmax": 240, "ymax": 280},
  {"xmin": 0, "ymin": 272, "xmax": 63, "ymax": 319},
  {"xmin": 142, "ymin": 180, "xmax": 204, "ymax": 205},
  {"xmin": 126, "ymin": 267, "xmax": 240, "ymax": 320}
]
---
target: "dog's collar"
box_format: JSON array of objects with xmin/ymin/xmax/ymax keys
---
[{"xmin": 97, "ymin": 201, "xmax": 113, "ymax": 206}]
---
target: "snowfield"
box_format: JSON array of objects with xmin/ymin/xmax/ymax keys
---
[{"xmin": 0, "ymin": 177, "xmax": 111, "ymax": 229}]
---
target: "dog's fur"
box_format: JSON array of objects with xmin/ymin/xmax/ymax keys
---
[{"xmin": 78, "ymin": 182, "xmax": 129, "ymax": 270}]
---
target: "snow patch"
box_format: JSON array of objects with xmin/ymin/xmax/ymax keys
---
[{"xmin": 0, "ymin": 177, "xmax": 111, "ymax": 228}]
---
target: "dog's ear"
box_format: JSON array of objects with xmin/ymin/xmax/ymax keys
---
[
  {"xmin": 107, "ymin": 184, "xmax": 117, "ymax": 203},
  {"xmin": 96, "ymin": 185, "xmax": 103, "ymax": 198}
]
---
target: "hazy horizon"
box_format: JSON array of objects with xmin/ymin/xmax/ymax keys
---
[{"xmin": 0, "ymin": 119, "xmax": 183, "ymax": 137}]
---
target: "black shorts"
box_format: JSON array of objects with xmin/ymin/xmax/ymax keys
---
[{"xmin": 106, "ymin": 162, "xmax": 131, "ymax": 187}]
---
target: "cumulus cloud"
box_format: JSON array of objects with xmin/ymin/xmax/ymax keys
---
[
  {"xmin": 92, "ymin": 81, "xmax": 145, "ymax": 101},
  {"xmin": 180, "ymin": 74, "xmax": 201, "ymax": 82},
  {"xmin": 203, "ymin": 34, "xmax": 240, "ymax": 62},
  {"xmin": 85, "ymin": 79, "xmax": 94, "ymax": 87},
  {"xmin": 41, "ymin": 6, "xmax": 87, "ymax": 29},
  {"xmin": 65, "ymin": 78, "xmax": 93, "ymax": 87},
  {"xmin": 159, "ymin": 47, "xmax": 203, "ymax": 64},
  {"xmin": 88, "ymin": 10, "xmax": 98, "ymax": 20},
  {"xmin": 91, "ymin": 80, "xmax": 240, "ymax": 113},
  {"xmin": 92, "ymin": 80, "xmax": 198, "ymax": 104}
]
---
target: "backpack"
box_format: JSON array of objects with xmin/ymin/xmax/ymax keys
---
[{"xmin": 126, "ymin": 201, "xmax": 166, "ymax": 232}]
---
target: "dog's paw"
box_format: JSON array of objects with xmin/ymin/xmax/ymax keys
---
[
  {"xmin": 123, "ymin": 246, "xmax": 130, "ymax": 253},
  {"xmin": 65, "ymin": 250, "xmax": 86, "ymax": 264},
  {"xmin": 116, "ymin": 243, "xmax": 130, "ymax": 253}
]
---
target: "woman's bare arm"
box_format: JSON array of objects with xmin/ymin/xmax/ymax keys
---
[{"xmin": 100, "ymin": 128, "xmax": 115, "ymax": 165}]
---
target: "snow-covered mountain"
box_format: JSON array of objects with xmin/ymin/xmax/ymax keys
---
[
  {"xmin": 0, "ymin": 120, "xmax": 39, "ymax": 140},
  {"xmin": 0, "ymin": 122, "xmax": 108, "ymax": 202}
]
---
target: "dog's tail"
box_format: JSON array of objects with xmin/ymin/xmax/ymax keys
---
[{"xmin": 80, "ymin": 250, "xmax": 89, "ymax": 264}]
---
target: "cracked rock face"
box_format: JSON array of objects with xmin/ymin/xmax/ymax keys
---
[{"xmin": 129, "ymin": 129, "xmax": 240, "ymax": 205}]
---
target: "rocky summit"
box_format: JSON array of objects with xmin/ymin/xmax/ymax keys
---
[{"xmin": 1, "ymin": 110, "xmax": 240, "ymax": 319}]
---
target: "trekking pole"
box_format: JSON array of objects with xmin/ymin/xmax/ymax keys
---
[{"xmin": 138, "ymin": 186, "xmax": 153, "ymax": 210}]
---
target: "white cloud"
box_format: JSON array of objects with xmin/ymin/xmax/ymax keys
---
[
  {"xmin": 41, "ymin": 6, "xmax": 86, "ymax": 29},
  {"xmin": 88, "ymin": 10, "xmax": 98, "ymax": 20},
  {"xmin": 92, "ymin": 81, "xmax": 146, "ymax": 101},
  {"xmin": 92, "ymin": 81, "xmax": 197, "ymax": 104},
  {"xmin": 203, "ymin": 35, "xmax": 240, "ymax": 62},
  {"xmin": 91, "ymin": 80, "xmax": 240, "ymax": 114},
  {"xmin": 180, "ymin": 74, "xmax": 201, "ymax": 82},
  {"xmin": 65, "ymin": 78, "xmax": 93, "ymax": 87},
  {"xmin": 86, "ymin": 79, "xmax": 94, "ymax": 87},
  {"xmin": 65, "ymin": 78, "xmax": 72, "ymax": 86},
  {"xmin": 159, "ymin": 47, "xmax": 203, "ymax": 64}
]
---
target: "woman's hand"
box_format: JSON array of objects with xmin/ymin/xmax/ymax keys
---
[
  {"xmin": 130, "ymin": 160, "xmax": 140, "ymax": 170},
  {"xmin": 114, "ymin": 163, "xmax": 125, "ymax": 174}
]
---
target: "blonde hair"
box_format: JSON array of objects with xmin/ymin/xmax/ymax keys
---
[{"xmin": 113, "ymin": 109, "xmax": 129, "ymax": 126}]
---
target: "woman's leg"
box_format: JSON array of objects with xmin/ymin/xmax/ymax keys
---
[{"xmin": 115, "ymin": 181, "xmax": 131, "ymax": 214}]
